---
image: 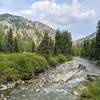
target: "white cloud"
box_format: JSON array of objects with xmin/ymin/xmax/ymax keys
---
[{"xmin": 17, "ymin": 0, "xmax": 96, "ymax": 29}]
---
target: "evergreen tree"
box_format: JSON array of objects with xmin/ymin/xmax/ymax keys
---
[
  {"xmin": 6, "ymin": 28, "xmax": 14, "ymax": 52},
  {"xmin": 95, "ymin": 20, "xmax": 100, "ymax": 60},
  {"xmin": 54, "ymin": 30, "xmax": 72, "ymax": 55},
  {"xmin": 13, "ymin": 37, "xmax": 19, "ymax": 52},
  {"xmin": 80, "ymin": 40, "xmax": 89, "ymax": 57},
  {"xmin": 31, "ymin": 41, "xmax": 36, "ymax": 52},
  {"xmin": 54, "ymin": 29, "xmax": 61, "ymax": 54},
  {"xmin": 37, "ymin": 33, "xmax": 52, "ymax": 57},
  {"xmin": 0, "ymin": 33, "xmax": 3, "ymax": 52},
  {"xmin": 89, "ymin": 38, "xmax": 95, "ymax": 59}
]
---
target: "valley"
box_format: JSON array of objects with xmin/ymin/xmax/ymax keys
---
[{"xmin": 0, "ymin": 13, "xmax": 100, "ymax": 100}]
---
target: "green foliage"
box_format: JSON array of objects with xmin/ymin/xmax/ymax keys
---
[
  {"xmin": 80, "ymin": 40, "xmax": 90, "ymax": 57},
  {"xmin": 48, "ymin": 56, "xmax": 59, "ymax": 67},
  {"xmin": 6, "ymin": 28, "xmax": 14, "ymax": 52},
  {"xmin": 74, "ymin": 38, "xmax": 96, "ymax": 60},
  {"xmin": 0, "ymin": 53, "xmax": 72, "ymax": 84},
  {"xmin": 0, "ymin": 25, "xmax": 73, "ymax": 58},
  {"xmin": 48, "ymin": 54, "xmax": 72, "ymax": 67},
  {"xmin": 89, "ymin": 38, "xmax": 95, "ymax": 60},
  {"xmin": 75, "ymin": 20, "xmax": 100, "ymax": 61},
  {"xmin": 55, "ymin": 54, "xmax": 67, "ymax": 63},
  {"xmin": 54, "ymin": 54, "xmax": 73, "ymax": 63},
  {"xmin": 37, "ymin": 33, "xmax": 53, "ymax": 57},
  {"xmin": 13, "ymin": 37, "xmax": 19, "ymax": 52},
  {"xmin": 0, "ymin": 61, "xmax": 19, "ymax": 84},
  {"xmin": 31, "ymin": 41, "xmax": 36, "ymax": 52},
  {"xmin": 54, "ymin": 29, "xmax": 72, "ymax": 55},
  {"xmin": 65, "ymin": 55, "xmax": 73, "ymax": 61},
  {"xmin": 0, "ymin": 53, "xmax": 48, "ymax": 82},
  {"xmin": 80, "ymin": 79, "xmax": 100, "ymax": 100},
  {"xmin": 95, "ymin": 20, "xmax": 100, "ymax": 60}
]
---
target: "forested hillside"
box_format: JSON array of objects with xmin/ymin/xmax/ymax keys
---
[
  {"xmin": 0, "ymin": 13, "xmax": 55, "ymax": 52},
  {"xmin": 72, "ymin": 20, "xmax": 100, "ymax": 64},
  {"xmin": 0, "ymin": 14, "xmax": 72, "ymax": 85}
]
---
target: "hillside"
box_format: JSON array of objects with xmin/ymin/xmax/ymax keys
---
[
  {"xmin": 73, "ymin": 32, "xmax": 96, "ymax": 46},
  {"xmin": 0, "ymin": 13, "xmax": 55, "ymax": 46}
]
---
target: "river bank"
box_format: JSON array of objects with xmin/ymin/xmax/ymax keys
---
[
  {"xmin": 0, "ymin": 53, "xmax": 72, "ymax": 92},
  {"xmin": 0, "ymin": 57, "xmax": 100, "ymax": 100}
]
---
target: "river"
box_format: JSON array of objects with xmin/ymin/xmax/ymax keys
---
[{"xmin": 1, "ymin": 57, "xmax": 100, "ymax": 100}]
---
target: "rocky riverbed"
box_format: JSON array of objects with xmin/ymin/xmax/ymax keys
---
[{"xmin": 0, "ymin": 57, "xmax": 100, "ymax": 100}]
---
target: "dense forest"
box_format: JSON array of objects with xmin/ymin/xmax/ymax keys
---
[
  {"xmin": 0, "ymin": 25, "xmax": 72, "ymax": 56},
  {"xmin": 72, "ymin": 20, "xmax": 100, "ymax": 63}
]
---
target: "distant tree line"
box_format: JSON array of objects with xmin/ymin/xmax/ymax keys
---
[
  {"xmin": 72, "ymin": 20, "xmax": 100, "ymax": 61},
  {"xmin": 38, "ymin": 29, "xmax": 72, "ymax": 57},
  {"xmin": 0, "ymin": 27, "xmax": 33, "ymax": 53},
  {"xmin": 0, "ymin": 25, "xmax": 72, "ymax": 57}
]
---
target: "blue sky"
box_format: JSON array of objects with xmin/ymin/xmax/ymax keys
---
[{"xmin": 0, "ymin": 0, "xmax": 100, "ymax": 40}]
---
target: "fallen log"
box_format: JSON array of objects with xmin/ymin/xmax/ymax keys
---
[
  {"xmin": 49, "ymin": 68, "xmax": 81, "ymax": 93},
  {"xmin": 65, "ymin": 69, "xmax": 81, "ymax": 82}
]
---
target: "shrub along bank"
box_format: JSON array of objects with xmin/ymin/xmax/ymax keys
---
[
  {"xmin": 80, "ymin": 79, "xmax": 100, "ymax": 100},
  {"xmin": 0, "ymin": 53, "xmax": 72, "ymax": 84}
]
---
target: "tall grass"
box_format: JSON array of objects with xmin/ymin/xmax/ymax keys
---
[
  {"xmin": 80, "ymin": 79, "xmax": 100, "ymax": 100},
  {"xmin": 0, "ymin": 53, "xmax": 73, "ymax": 84},
  {"xmin": 0, "ymin": 53, "xmax": 48, "ymax": 83}
]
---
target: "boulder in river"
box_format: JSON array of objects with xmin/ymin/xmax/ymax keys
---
[
  {"xmin": 87, "ymin": 74, "xmax": 98, "ymax": 81},
  {"xmin": 0, "ymin": 85, "xmax": 7, "ymax": 91},
  {"xmin": 35, "ymin": 89, "xmax": 40, "ymax": 92},
  {"xmin": 73, "ymin": 91, "xmax": 80, "ymax": 96}
]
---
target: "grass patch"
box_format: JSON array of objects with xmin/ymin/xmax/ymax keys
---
[
  {"xmin": 80, "ymin": 79, "xmax": 100, "ymax": 100},
  {"xmin": 54, "ymin": 54, "xmax": 73, "ymax": 63},
  {"xmin": 48, "ymin": 54, "xmax": 73, "ymax": 67},
  {"xmin": 0, "ymin": 53, "xmax": 73, "ymax": 84},
  {"xmin": 48, "ymin": 56, "xmax": 59, "ymax": 67},
  {"xmin": 0, "ymin": 53, "xmax": 48, "ymax": 83}
]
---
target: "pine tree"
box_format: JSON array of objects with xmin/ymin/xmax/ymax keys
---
[
  {"xmin": 95, "ymin": 20, "xmax": 100, "ymax": 60},
  {"xmin": 54, "ymin": 30, "xmax": 72, "ymax": 55},
  {"xmin": 14, "ymin": 37, "xmax": 19, "ymax": 52},
  {"xmin": 0, "ymin": 33, "xmax": 3, "ymax": 52},
  {"xmin": 31, "ymin": 41, "xmax": 36, "ymax": 52},
  {"xmin": 6, "ymin": 28, "xmax": 14, "ymax": 52},
  {"xmin": 89, "ymin": 38, "xmax": 95, "ymax": 59},
  {"xmin": 54, "ymin": 29, "xmax": 60, "ymax": 54},
  {"xmin": 37, "ymin": 33, "xmax": 51, "ymax": 57}
]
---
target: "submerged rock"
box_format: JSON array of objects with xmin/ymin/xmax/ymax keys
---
[
  {"xmin": 35, "ymin": 89, "xmax": 40, "ymax": 92},
  {"xmin": 4, "ymin": 97, "xmax": 7, "ymax": 100},
  {"xmin": 87, "ymin": 74, "xmax": 98, "ymax": 81},
  {"xmin": 22, "ymin": 95, "xmax": 26, "ymax": 97},
  {"xmin": 73, "ymin": 91, "xmax": 80, "ymax": 96}
]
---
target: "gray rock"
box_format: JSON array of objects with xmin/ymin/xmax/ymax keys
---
[
  {"xmin": 87, "ymin": 75, "xmax": 97, "ymax": 81},
  {"xmin": 0, "ymin": 85, "xmax": 7, "ymax": 91},
  {"xmin": 35, "ymin": 89, "xmax": 40, "ymax": 92},
  {"xmin": 73, "ymin": 91, "xmax": 80, "ymax": 96}
]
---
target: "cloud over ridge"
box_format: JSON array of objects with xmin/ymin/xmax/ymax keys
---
[{"xmin": 18, "ymin": 0, "xmax": 96, "ymax": 28}]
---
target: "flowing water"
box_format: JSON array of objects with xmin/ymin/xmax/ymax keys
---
[{"xmin": 1, "ymin": 57, "xmax": 100, "ymax": 100}]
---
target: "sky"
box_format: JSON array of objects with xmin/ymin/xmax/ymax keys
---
[{"xmin": 0, "ymin": 0, "xmax": 100, "ymax": 40}]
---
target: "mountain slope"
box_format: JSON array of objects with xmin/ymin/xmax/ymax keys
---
[
  {"xmin": 73, "ymin": 32, "xmax": 96, "ymax": 46},
  {"xmin": 0, "ymin": 13, "xmax": 55, "ymax": 46}
]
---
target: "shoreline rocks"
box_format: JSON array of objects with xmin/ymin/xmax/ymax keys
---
[{"xmin": 0, "ymin": 80, "xmax": 25, "ymax": 92}]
